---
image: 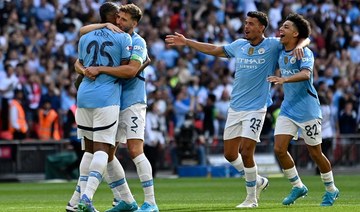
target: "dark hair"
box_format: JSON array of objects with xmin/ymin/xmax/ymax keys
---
[
  {"xmin": 247, "ymin": 11, "xmax": 268, "ymax": 29},
  {"xmin": 99, "ymin": 2, "xmax": 119, "ymax": 23},
  {"xmin": 318, "ymin": 94, "xmax": 329, "ymax": 105},
  {"xmin": 5, "ymin": 63, "xmax": 12, "ymax": 72},
  {"xmin": 285, "ymin": 13, "xmax": 311, "ymax": 39},
  {"xmin": 120, "ymin": 3, "xmax": 143, "ymax": 23},
  {"xmin": 208, "ymin": 93, "xmax": 216, "ymax": 102},
  {"xmin": 14, "ymin": 89, "xmax": 23, "ymax": 97}
]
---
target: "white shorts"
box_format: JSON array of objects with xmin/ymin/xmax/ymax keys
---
[
  {"xmin": 116, "ymin": 103, "xmax": 146, "ymax": 143},
  {"xmin": 274, "ymin": 115, "xmax": 322, "ymax": 146},
  {"xmin": 76, "ymin": 105, "xmax": 119, "ymax": 148},
  {"xmin": 223, "ymin": 107, "xmax": 266, "ymax": 142}
]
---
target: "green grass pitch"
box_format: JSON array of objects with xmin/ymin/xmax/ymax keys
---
[{"xmin": 0, "ymin": 175, "xmax": 359, "ymax": 211}]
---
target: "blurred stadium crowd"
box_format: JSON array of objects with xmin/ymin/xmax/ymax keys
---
[{"xmin": 0, "ymin": 0, "xmax": 359, "ymax": 159}]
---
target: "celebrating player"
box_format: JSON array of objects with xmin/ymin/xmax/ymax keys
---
[
  {"xmin": 165, "ymin": 11, "xmax": 309, "ymax": 208},
  {"xmin": 74, "ymin": 3, "xmax": 158, "ymax": 212},
  {"xmin": 267, "ymin": 13, "xmax": 339, "ymax": 206},
  {"xmin": 73, "ymin": 2, "xmax": 133, "ymax": 212}
]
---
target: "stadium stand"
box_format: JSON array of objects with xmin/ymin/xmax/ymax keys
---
[{"xmin": 0, "ymin": 0, "xmax": 359, "ymax": 179}]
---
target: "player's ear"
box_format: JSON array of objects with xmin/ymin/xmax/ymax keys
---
[
  {"xmin": 132, "ymin": 21, "xmax": 138, "ymax": 28},
  {"xmin": 260, "ymin": 24, "xmax": 266, "ymax": 33},
  {"xmin": 293, "ymin": 31, "xmax": 299, "ymax": 38}
]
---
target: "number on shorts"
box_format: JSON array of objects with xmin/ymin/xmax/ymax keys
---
[
  {"xmin": 250, "ymin": 118, "xmax": 261, "ymax": 133},
  {"xmin": 304, "ymin": 124, "xmax": 319, "ymax": 139}
]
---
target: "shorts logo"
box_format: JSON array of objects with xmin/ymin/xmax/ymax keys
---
[{"xmin": 131, "ymin": 117, "xmax": 138, "ymax": 133}]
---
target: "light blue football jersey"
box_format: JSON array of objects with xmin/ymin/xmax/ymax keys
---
[
  {"xmin": 223, "ymin": 37, "xmax": 282, "ymax": 111},
  {"xmin": 77, "ymin": 29, "xmax": 132, "ymax": 108},
  {"xmin": 278, "ymin": 47, "xmax": 321, "ymax": 122},
  {"xmin": 120, "ymin": 32, "xmax": 148, "ymax": 110}
]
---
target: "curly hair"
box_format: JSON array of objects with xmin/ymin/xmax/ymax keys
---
[{"xmin": 285, "ymin": 13, "xmax": 311, "ymax": 39}]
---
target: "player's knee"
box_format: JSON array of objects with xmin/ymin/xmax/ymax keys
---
[
  {"xmin": 127, "ymin": 139, "xmax": 144, "ymax": 158},
  {"xmin": 239, "ymin": 150, "xmax": 253, "ymax": 161},
  {"xmin": 309, "ymin": 150, "xmax": 323, "ymax": 162},
  {"xmin": 224, "ymin": 151, "xmax": 237, "ymax": 162},
  {"xmin": 128, "ymin": 146, "xmax": 143, "ymax": 159},
  {"xmin": 273, "ymin": 145, "xmax": 285, "ymax": 157}
]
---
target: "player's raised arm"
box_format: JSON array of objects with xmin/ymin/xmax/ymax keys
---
[
  {"xmin": 165, "ymin": 32, "xmax": 226, "ymax": 57},
  {"xmin": 79, "ymin": 22, "xmax": 122, "ymax": 36}
]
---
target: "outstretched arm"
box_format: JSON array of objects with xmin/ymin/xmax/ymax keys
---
[
  {"xmin": 79, "ymin": 23, "xmax": 122, "ymax": 36},
  {"xmin": 165, "ymin": 32, "xmax": 226, "ymax": 57}
]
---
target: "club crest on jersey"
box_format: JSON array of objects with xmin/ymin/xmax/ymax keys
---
[
  {"xmin": 284, "ymin": 56, "xmax": 288, "ymax": 64},
  {"xmin": 258, "ymin": 48, "xmax": 265, "ymax": 54},
  {"xmin": 290, "ymin": 57, "xmax": 296, "ymax": 64},
  {"xmin": 248, "ymin": 47, "xmax": 254, "ymax": 55}
]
